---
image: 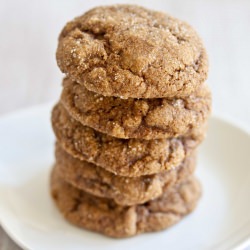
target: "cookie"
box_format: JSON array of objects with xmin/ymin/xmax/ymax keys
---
[
  {"xmin": 51, "ymin": 167, "xmax": 201, "ymax": 238},
  {"xmin": 55, "ymin": 144, "xmax": 196, "ymax": 206},
  {"xmin": 60, "ymin": 78, "xmax": 211, "ymax": 140},
  {"xmin": 52, "ymin": 104, "xmax": 204, "ymax": 176},
  {"xmin": 56, "ymin": 5, "xmax": 208, "ymax": 99}
]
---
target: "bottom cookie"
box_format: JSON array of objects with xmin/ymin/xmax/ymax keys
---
[{"xmin": 51, "ymin": 167, "xmax": 201, "ymax": 238}]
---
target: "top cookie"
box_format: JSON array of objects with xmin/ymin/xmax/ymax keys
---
[{"xmin": 56, "ymin": 5, "xmax": 208, "ymax": 98}]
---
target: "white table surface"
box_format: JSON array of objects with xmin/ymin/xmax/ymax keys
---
[{"xmin": 0, "ymin": 0, "xmax": 250, "ymax": 249}]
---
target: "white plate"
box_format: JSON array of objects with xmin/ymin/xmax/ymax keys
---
[{"xmin": 0, "ymin": 103, "xmax": 250, "ymax": 250}]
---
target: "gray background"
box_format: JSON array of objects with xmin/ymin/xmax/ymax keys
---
[{"xmin": 0, "ymin": 0, "xmax": 250, "ymax": 249}]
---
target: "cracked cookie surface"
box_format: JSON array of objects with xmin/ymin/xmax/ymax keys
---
[
  {"xmin": 56, "ymin": 5, "xmax": 208, "ymax": 99},
  {"xmin": 51, "ymin": 167, "xmax": 201, "ymax": 238},
  {"xmin": 52, "ymin": 104, "xmax": 205, "ymax": 176},
  {"xmin": 60, "ymin": 78, "xmax": 211, "ymax": 139},
  {"xmin": 55, "ymin": 144, "xmax": 196, "ymax": 206}
]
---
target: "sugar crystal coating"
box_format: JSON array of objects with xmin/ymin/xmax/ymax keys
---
[{"xmin": 56, "ymin": 5, "xmax": 208, "ymax": 98}]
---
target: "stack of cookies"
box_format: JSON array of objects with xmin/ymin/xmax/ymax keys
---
[{"xmin": 50, "ymin": 5, "xmax": 211, "ymax": 238}]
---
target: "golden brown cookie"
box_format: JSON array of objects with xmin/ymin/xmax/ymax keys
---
[
  {"xmin": 52, "ymin": 104, "xmax": 205, "ymax": 176},
  {"xmin": 60, "ymin": 78, "xmax": 211, "ymax": 140},
  {"xmin": 51, "ymin": 167, "xmax": 201, "ymax": 238},
  {"xmin": 55, "ymin": 144, "xmax": 196, "ymax": 206},
  {"xmin": 56, "ymin": 5, "xmax": 208, "ymax": 99}
]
